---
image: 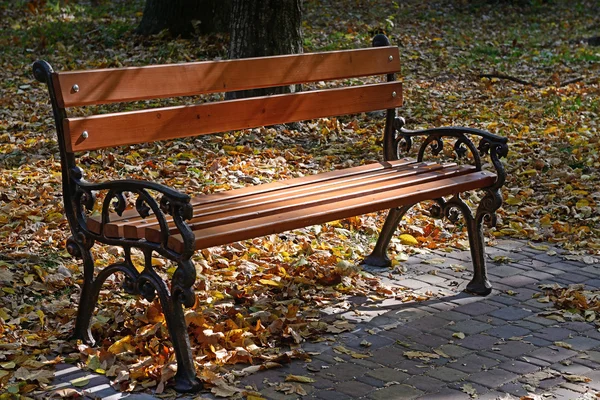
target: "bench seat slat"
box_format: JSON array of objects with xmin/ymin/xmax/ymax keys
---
[
  {"xmin": 117, "ymin": 162, "xmax": 455, "ymax": 240},
  {"xmin": 64, "ymin": 82, "xmax": 403, "ymax": 152},
  {"xmin": 89, "ymin": 158, "xmax": 419, "ymax": 230},
  {"xmin": 54, "ymin": 46, "xmax": 400, "ymax": 107},
  {"xmin": 86, "ymin": 161, "xmax": 496, "ymax": 253},
  {"xmin": 166, "ymin": 170, "xmax": 496, "ymax": 253},
  {"xmin": 89, "ymin": 159, "xmax": 434, "ymax": 237}
]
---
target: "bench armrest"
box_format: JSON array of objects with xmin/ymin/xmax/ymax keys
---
[
  {"xmin": 69, "ymin": 167, "xmax": 195, "ymax": 258},
  {"xmin": 389, "ymin": 117, "xmax": 508, "ymax": 190}
]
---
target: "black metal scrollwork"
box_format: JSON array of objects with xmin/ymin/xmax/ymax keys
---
[{"xmin": 388, "ymin": 117, "xmax": 508, "ymax": 192}]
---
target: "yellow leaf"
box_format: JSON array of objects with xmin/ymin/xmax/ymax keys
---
[
  {"xmin": 399, "ymin": 234, "xmax": 418, "ymax": 246},
  {"xmin": 453, "ymin": 332, "xmax": 466, "ymax": 339},
  {"xmin": 258, "ymin": 279, "xmax": 284, "ymax": 288},
  {"xmin": 107, "ymin": 336, "xmax": 134, "ymax": 355},
  {"xmin": 543, "ymin": 126, "xmax": 558, "ymax": 134},
  {"xmin": 285, "ymin": 374, "xmax": 315, "ymax": 383}
]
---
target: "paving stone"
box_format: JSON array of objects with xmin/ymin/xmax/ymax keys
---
[
  {"xmin": 488, "ymin": 265, "xmax": 528, "ymax": 278},
  {"xmin": 365, "ymin": 367, "xmax": 410, "ymax": 383},
  {"xmin": 468, "ymin": 368, "xmax": 519, "ymax": 388},
  {"xmin": 519, "ymin": 355, "xmax": 551, "ymax": 368},
  {"xmin": 335, "ymin": 380, "xmax": 375, "ymax": 397},
  {"xmin": 397, "ymin": 278, "xmax": 432, "ymax": 290},
  {"xmin": 457, "ymin": 334, "xmax": 499, "ymax": 350},
  {"xmin": 527, "ymin": 346, "xmax": 578, "ymax": 363},
  {"xmin": 523, "ymin": 315, "xmax": 558, "ymax": 326},
  {"xmin": 473, "ymin": 315, "xmax": 508, "ymax": 326},
  {"xmin": 430, "ymin": 327, "xmax": 458, "ymax": 339},
  {"xmin": 410, "ymin": 333, "xmax": 448, "ymax": 348},
  {"xmin": 560, "ymin": 321, "xmax": 595, "ymax": 331},
  {"xmin": 533, "ymin": 327, "xmax": 575, "ymax": 342},
  {"xmin": 580, "ymin": 370, "xmax": 600, "ymax": 390},
  {"xmin": 436, "ymin": 310, "xmax": 472, "ymax": 322},
  {"xmin": 368, "ymin": 384, "xmax": 423, "ymax": 400},
  {"xmin": 549, "ymin": 361, "xmax": 593, "ymax": 375},
  {"xmin": 369, "ymin": 346, "xmax": 412, "ymax": 366},
  {"xmin": 521, "ymin": 270, "xmax": 556, "ymax": 281},
  {"xmin": 558, "ymin": 381, "xmax": 589, "ymax": 393},
  {"xmin": 314, "ymin": 389, "xmax": 353, "ymax": 400},
  {"xmin": 563, "ymin": 335, "xmax": 600, "ymax": 351},
  {"xmin": 449, "ymin": 292, "xmax": 489, "ymax": 305},
  {"xmin": 498, "ymin": 275, "xmax": 539, "ymax": 288},
  {"xmin": 486, "ymin": 325, "xmax": 531, "ymax": 339},
  {"xmin": 488, "ymin": 306, "xmax": 533, "ymax": 321},
  {"xmin": 427, "ymin": 301, "xmax": 459, "ymax": 311},
  {"xmin": 415, "ymin": 274, "xmax": 449, "ymax": 285},
  {"xmin": 551, "ymin": 387, "xmax": 589, "ymax": 400},
  {"xmin": 325, "ymin": 362, "xmax": 369, "ymax": 381},
  {"xmin": 583, "ymin": 279, "xmax": 600, "ymax": 288},
  {"xmin": 401, "ymin": 374, "xmax": 445, "ymax": 391},
  {"xmin": 417, "ymin": 388, "xmax": 472, "ymax": 399},
  {"xmin": 497, "ymin": 381, "xmax": 531, "ymax": 398},
  {"xmin": 408, "ymin": 315, "xmax": 452, "ymax": 332},
  {"xmin": 478, "ymin": 351, "xmax": 512, "ymax": 364},
  {"xmin": 425, "ymin": 366, "xmax": 468, "ymax": 382},
  {"xmin": 498, "ymin": 360, "xmax": 540, "ymax": 374},
  {"xmin": 345, "ymin": 334, "xmax": 394, "ymax": 351},
  {"xmin": 453, "ymin": 302, "xmax": 500, "ymax": 316},
  {"xmin": 537, "ymin": 376, "xmax": 566, "ymax": 390},
  {"xmin": 489, "ymin": 294, "xmax": 520, "ymax": 306},
  {"xmin": 524, "ymin": 336, "xmax": 552, "ymax": 347},
  {"xmin": 511, "ymin": 319, "xmax": 545, "ymax": 331},
  {"xmin": 549, "ymin": 261, "xmax": 585, "ymax": 272},
  {"xmin": 355, "ymin": 374, "xmax": 386, "ymax": 389},
  {"xmin": 581, "ymin": 328, "xmax": 600, "ymax": 341},
  {"xmin": 447, "ymin": 319, "xmax": 493, "ymax": 335},
  {"xmin": 436, "ymin": 344, "xmax": 473, "ymax": 359},
  {"xmin": 491, "ymin": 341, "xmax": 538, "ymax": 358},
  {"xmin": 451, "ymin": 353, "xmax": 500, "ymax": 373},
  {"xmin": 558, "ymin": 273, "xmax": 591, "ymax": 283}
]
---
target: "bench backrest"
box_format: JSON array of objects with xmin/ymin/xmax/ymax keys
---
[{"xmin": 43, "ymin": 45, "xmax": 402, "ymax": 153}]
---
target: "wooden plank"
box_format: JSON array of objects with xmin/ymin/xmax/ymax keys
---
[
  {"xmin": 116, "ymin": 162, "xmax": 452, "ymax": 240},
  {"xmin": 55, "ymin": 47, "xmax": 400, "ymax": 107},
  {"xmin": 65, "ymin": 82, "xmax": 403, "ymax": 152},
  {"xmin": 142, "ymin": 164, "xmax": 471, "ymax": 243},
  {"xmin": 88, "ymin": 158, "xmax": 420, "ymax": 236},
  {"xmin": 166, "ymin": 171, "xmax": 497, "ymax": 252}
]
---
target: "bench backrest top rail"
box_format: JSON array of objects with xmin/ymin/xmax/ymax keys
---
[
  {"xmin": 65, "ymin": 81, "xmax": 403, "ymax": 152},
  {"xmin": 53, "ymin": 46, "xmax": 401, "ymax": 107}
]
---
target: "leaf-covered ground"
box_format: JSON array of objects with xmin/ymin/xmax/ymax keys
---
[{"xmin": 0, "ymin": 0, "xmax": 599, "ymax": 398}]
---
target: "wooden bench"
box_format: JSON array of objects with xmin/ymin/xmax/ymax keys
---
[{"xmin": 33, "ymin": 35, "xmax": 508, "ymax": 392}]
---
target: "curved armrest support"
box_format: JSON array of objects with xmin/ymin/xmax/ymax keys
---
[
  {"xmin": 69, "ymin": 167, "xmax": 195, "ymax": 259},
  {"xmin": 390, "ymin": 117, "xmax": 508, "ymax": 191}
]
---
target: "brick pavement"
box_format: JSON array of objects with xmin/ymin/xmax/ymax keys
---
[{"xmin": 49, "ymin": 239, "xmax": 600, "ymax": 399}]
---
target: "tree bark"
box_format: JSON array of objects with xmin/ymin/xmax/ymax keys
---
[
  {"xmin": 227, "ymin": 0, "xmax": 303, "ymax": 99},
  {"xmin": 137, "ymin": 0, "xmax": 231, "ymax": 37}
]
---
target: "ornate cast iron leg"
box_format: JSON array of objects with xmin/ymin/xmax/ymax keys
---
[
  {"xmin": 139, "ymin": 258, "xmax": 201, "ymax": 393},
  {"xmin": 362, "ymin": 205, "xmax": 414, "ymax": 268},
  {"xmin": 465, "ymin": 189, "xmax": 503, "ymax": 296},
  {"xmin": 435, "ymin": 195, "xmax": 494, "ymax": 296},
  {"xmin": 67, "ymin": 236, "xmax": 97, "ymax": 345}
]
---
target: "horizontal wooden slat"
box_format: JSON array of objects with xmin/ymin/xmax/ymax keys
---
[
  {"xmin": 87, "ymin": 158, "xmax": 419, "ymax": 236},
  {"xmin": 112, "ymin": 162, "xmax": 452, "ymax": 240},
  {"xmin": 54, "ymin": 47, "xmax": 400, "ymax": 107},
  {"xmin": 144, "ymin": 164, "xmax": 468, "ymax": 243},
  {"xmin": 65, "ymin": 82, "xmax": 403, "ymax": 152},
  {"xmin": 167, "ymin": 171, "xmax": 497, "ymax": 253}
]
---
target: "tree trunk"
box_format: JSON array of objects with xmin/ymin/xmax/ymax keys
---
[
  {"xmin": 137, "ymin": 0, "xmax": 231, "ymax": 37},
  {"xmin": 227, "ymin": 0, "xmax": 303, "ymax": 99}
]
